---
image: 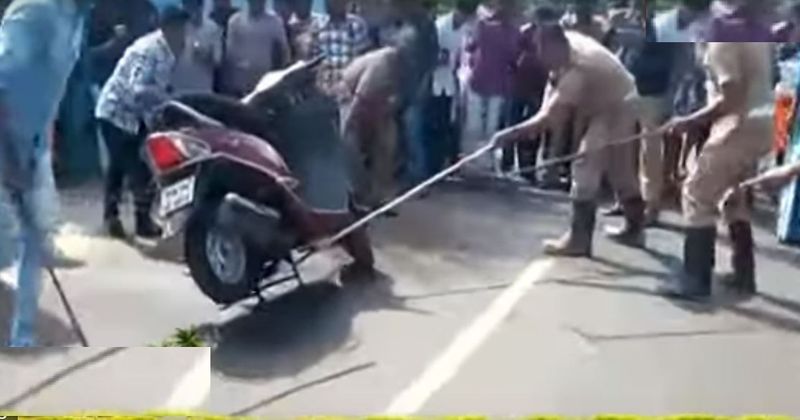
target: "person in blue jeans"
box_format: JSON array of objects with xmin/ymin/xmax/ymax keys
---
[
  {"xmin": 0, "ymin": 0, "xmax": 91, "ymax": 347},
  {"xmin": 389, "ymin": 0, "xmax": 438, "ymax": 188}
]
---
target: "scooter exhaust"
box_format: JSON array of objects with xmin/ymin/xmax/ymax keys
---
[{"xmin": 216, "ymin": 193, "xmax": 294, "ymax": 258}]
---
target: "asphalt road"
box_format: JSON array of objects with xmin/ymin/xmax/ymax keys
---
[{"xmin": 2, "ymin": 180, "xmax": 800, "ymax": 415}]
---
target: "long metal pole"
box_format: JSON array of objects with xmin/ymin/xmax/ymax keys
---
[
  {"xmin": 315, "ymin": 125, "xmax": 671, "ymax": 249},
  {"xmin": 48, "ymin": 267, "xmax": 89, "ymax": 347}
]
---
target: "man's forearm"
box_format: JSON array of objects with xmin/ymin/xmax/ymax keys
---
[
  {"xmin": 688, "ymin": 79, "xmax": 746, "ymax": 127},
  {"xmin": 741, "ymin": 161, "xmax": 800, "ymax": 190},
  {"xmin": 508, "ymin": 111, "xmax": 547, "ymax": 140},
  {"xmin": 770, "ymin": 162, "xmax": 800, "ymax": 186},
  {"xmin": 686, "ymin": 95, "xmax": 725, "ymax": 128},
  {"xmin": 785, "ymin": 162, "xmax": 800, "ymax": 180}
]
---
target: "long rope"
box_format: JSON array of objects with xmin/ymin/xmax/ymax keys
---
[{"xmin": 311, "ymin": 124, "xmax": 672, "ymax": 250}]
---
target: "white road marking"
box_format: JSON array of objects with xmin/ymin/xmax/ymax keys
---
[
  {"xmin": 384, "ymin": 258, "xmax": 557, "ymax": 415},
  {"xmin": 160, "ymin": 348, "xmax": 212, "ymax": 410}
]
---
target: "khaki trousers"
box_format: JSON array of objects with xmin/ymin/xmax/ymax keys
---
[
  {"xmin": 638, "ymin": 94, "xmax": 672, "ymax": 206},
  {"xmin": 571, "ymin": 99, "xmax": 640, "ymax": 201},
  {"xmin": 343, "ymin": 111, "xmax": 398, "ymax": 207},
  {"xmin": 683, "ymin": 114, "xmax": 773, "ymax": 227}
]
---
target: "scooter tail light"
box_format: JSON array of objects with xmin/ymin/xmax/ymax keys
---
[
  {"xmin": 148, "ymin": 134, "xmax": 185, "ymax": 172},
  {"xmin": 147, "ymin": 133, "xmax": 209, "ymax": 173}
]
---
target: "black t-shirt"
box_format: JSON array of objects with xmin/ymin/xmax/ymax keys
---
[
  {"xmin": 88, "ymin": 0, "xmax": 158, "ymax": 85},
  {"xmin": 631, "ymin": 42, "xmax": 675, "ymax": 96},
  {"xmin": 629, "ymin": 17, "xmax": 674, "ymax": 96}
]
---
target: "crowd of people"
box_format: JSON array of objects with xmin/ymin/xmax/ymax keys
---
[{"xmin": 2, "ymin": 0, "xmax": 800, "ymax": 347}]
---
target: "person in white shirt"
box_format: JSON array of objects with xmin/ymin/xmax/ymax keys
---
[
  {"xmin": 173, "ymin": 0, "xmax": 224, "ymax": 94},
  {"xmin": 431, "ymin": 0, "xmax": 479, "ymax": 168},
  {"xmin": 95, "ymin": 6, "xmax": 190, "ymax": 240},
  {"xmin": 222, "ymin": 0, "xmax": 291, "ymax": 96}
]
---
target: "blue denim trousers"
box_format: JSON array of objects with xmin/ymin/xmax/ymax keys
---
[
  {"xmin": 400, "ymin": 101, "xmax": 431, "ymax": 187},
  {"xmin": 1, "ymin": 145, "xmax": 58, "ymax": 347}
]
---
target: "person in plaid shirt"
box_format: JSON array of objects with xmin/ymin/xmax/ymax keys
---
[{"xmin": 310, "ymin": 0, "xmax": 370, "ymax": 96}]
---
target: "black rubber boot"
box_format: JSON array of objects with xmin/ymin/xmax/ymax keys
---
[
  {"xmin": 135, "ymin": 212, "xmax": 162, "ymax": 239},
  {"xmin": 543, "ymin": 201, "xmax": 597, "ymax": 258},
  {"xmin": 340, "ymin": 262, "xmax": 377, "ymax": 284},
  {"xmin": 658, "ymin": 226, "xmax": 716, "ymax": 301},
  {"xmin": 644, "ymin": 205, "xmax": 660, "ymax": 227},
  {"xmin": 720, "ymin": 221, "xmax": 756, "ymax": 296},
  {"xmin": 605, "ymin": 196, "xmax": 646, "ymax": 247}
]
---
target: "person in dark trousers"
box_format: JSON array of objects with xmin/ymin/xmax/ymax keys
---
[
  {"xmin": 502, "ymin": 5, "xmax": 557, "ymax": 184},
  {"xmin": 210, "ymin": 0, "xmax": 239, "ymax": 92},
  {"xmin": 95, "ymin": 6, "xmax": 190, "ymax": 239},
  {"xmin": 606, "ymin": 0, "xmax": 676, "ymax": 226},
  {"xmin": 389, "ymin": 0, "xmax": 438, "ymax": 188},
  {"xmin": 428, "ymin": 0, "xmax": 479, "ymax": 170}
]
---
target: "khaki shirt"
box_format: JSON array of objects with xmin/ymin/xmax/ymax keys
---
[
  {"xmin": 704, "ymin": 42, "xmax": 773, "ymax": 120},
  {"xmin": 341, "ymin": 48, "xmax": 396, "ymax": 101},
  {"xmin": 542, "ymin": 31, "xmax": 637, "ymax": 117},
  {"xmin": 340, "ymin": 47, "xmax": 398, "ymax": 125}
]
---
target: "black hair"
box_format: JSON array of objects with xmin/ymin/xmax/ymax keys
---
[
  {"xmin": 538, "ymin": 22, "xmax": 568, "ymax": 44},
  {"xmin": 160, "ymin": 6, "xmax": 191, "ymax": 28},
  {"xmin": 455, "ymin": 0, "xmax": 480, "ymax": 15},
  {"xmin": 532, "ymin": 4, "xmax": 561, "ymax": 23},
  {"xmin": 680, "ymin": 0, "xmax": 712, "ymax": 12}
]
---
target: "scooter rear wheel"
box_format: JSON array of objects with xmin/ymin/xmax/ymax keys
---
[{"xmin": 185, "ymin": 208, "xmax": 265, "ymax": 305}]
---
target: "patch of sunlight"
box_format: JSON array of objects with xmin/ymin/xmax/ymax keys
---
[{"xmin": 54, "ymin": 222, "xmax": 109, "ymax": 261}]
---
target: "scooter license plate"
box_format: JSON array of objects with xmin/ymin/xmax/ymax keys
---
[{"xmin": 160, "ymin": 176, "xmax": 196, "ymax": 217}]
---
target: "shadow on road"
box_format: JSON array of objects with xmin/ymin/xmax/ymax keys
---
[
  {"xmin": 552, "ymin": 275, "xmax": 800, "ymax": 334},
  {"xmin": 0, "ymin": 282, "xmax": 80, "ymax": 352},
  {"xmin": 0, "ymin": 347, "xmax": 127, "ymax": 410},
  {"xmin": 374, "ymin": 184, "xmax": 568, "ymax": 272},
  {"xmin": 211, "ymin": 272, "xmax": 428, "ymax": 382},
  {"xmin": 228, "ymin": 361, "xmax": 377, "ymax": 415}
]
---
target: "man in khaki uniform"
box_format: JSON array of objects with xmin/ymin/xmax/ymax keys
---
[
  {"xmin": 339, "ymin": 31, "xmax": 413, "ymax": 209},
  {"xmin": 493, "ymin": 24, "xmax": 644, "ymax": 256},
  {"xmin": 660, "ymin": 41, "xmax": 773, "ymax": 300}
]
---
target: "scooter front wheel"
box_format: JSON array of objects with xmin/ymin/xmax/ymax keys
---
[{"xmin": 185, "ymin": 209, "xmax": 265, "ymax": 305}]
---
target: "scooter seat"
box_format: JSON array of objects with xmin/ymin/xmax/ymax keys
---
[
  {"xmin": 156, "ymin": 100, "xmax": 226, "ymax": 131},
  {"xmin": 242, "ymin": 55, "xmax": 325, "ymax": 106}
]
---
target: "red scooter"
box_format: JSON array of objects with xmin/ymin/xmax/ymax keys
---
[{"xmin": 144, "ymin": 57, "xmax": 374, "ymax": 305}]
